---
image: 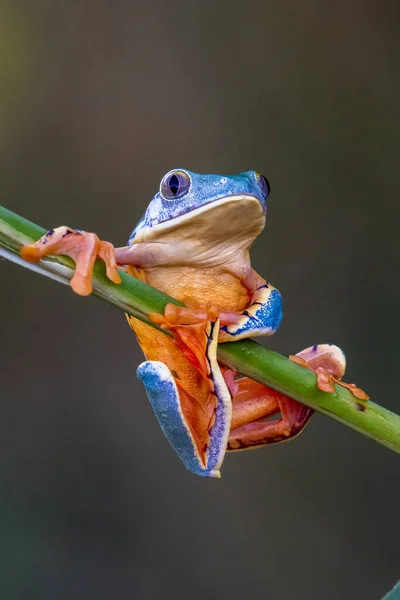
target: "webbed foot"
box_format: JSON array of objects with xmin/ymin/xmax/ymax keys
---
[
  {"xmin": 149, "ymin": 301, "xmax": 221, "ymax": 377},
  {"xmin": 289, "ymin": 344, "xmax": 369, "ymax": 400},
  {"xmin": 21, "ymin": 227, "xmax": 121, "ymax": 295}
]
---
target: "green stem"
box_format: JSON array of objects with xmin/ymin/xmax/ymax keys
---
[{"xmin": 1, "ymin": 205, "xmax": 400, "ymax": 454}]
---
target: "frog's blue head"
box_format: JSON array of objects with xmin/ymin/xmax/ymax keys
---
[{"xmin": 129, "ymin": 169, "xmax": 270, "ymax": 243}]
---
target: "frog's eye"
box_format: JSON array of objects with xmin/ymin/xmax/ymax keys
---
[
  {"xmin": 160, "ymin": 170, "xmax": 191, "ymax": 200},
  {"xmin": 258, "ymin": 174, "xmax": 270, "ymax": 199}
]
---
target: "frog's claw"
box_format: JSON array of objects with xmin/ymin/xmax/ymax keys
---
[
  {"xmin": 289, "ymin": 345, "xmax": 369, "ymax": 400},
  {"xmin": 20, "ymin": 227, "xmax": 121, "ymax": 296},
  {"xmin": 227, "ymin": 344, "xmax": 348, "ymax": 450}
]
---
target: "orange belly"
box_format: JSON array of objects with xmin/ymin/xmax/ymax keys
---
[{"xmin": 143, "ymin": 265, "xmax": 250, "ymax": 311}]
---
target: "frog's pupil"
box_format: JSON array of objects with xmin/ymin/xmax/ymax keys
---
[{"xmin": 169, "ymin": 174, "xmax": 180, "ymax": 195}]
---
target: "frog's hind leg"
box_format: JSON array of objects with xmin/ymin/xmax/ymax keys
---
[
  {"xmin": 228, "ymin": 344, "xmax": 346, "ymax": 451},
  {"xmin": 228, "ymin": 386, "xmax": 313, "ymax": 450},
  {"xmin": 137, "ymin": 317, "xmax": 232, "ymax": 478}
]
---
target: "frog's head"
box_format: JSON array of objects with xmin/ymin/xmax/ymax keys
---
[{"xmin": 129, "ymin": 169, "xmax": 270, "ymax": 249}]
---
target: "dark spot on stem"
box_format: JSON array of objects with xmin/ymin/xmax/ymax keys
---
[{"xmin": 356, "ymin": 403, "xmax": 366, "ymax": 412}]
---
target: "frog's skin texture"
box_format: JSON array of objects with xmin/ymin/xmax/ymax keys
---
[{"xmin": 20, "ymin": 169, "xmax": 366, "ymax": 478}]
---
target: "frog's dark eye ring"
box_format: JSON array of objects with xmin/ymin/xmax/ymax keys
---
[
  {"xmin": 258, "ymin": 174, "xmax": 270, "ymax": 199},
  {"xmin": 160, "ymin": 170, "xmax": 191, "ymax": 200}
]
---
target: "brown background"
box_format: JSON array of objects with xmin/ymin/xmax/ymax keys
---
[{"xmin": 1, "ymin": 1, "xmax": 399, "ymax": 598}]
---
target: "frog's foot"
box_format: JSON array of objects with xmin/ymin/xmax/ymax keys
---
[
  {"xmin": 227, "ymin": 344, "xmax": 346, "ymax": 450},
  {"xmin": 149, "ymin": 302, "xmax": 224, "ymax": 378},
  {"xmin": 20, "ymin": 227, "xmax": 121, "ymax": 296},
  {"xmin": 289, "ymin": 344, "xmax": 369, "ymax": 400},
  {"xmin": 151, "ymin": 299, "xmax": 240, "ymax": 328},
  {"xmin": 137, "ymin": 313, "xmax": 232, "ymax": 478}
]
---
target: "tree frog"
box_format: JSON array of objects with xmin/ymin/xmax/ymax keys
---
[{"xmin": 20, "ymin": 169, "xmax": 367, "ymax": 478}]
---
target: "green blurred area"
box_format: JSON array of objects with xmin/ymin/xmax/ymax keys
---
[{"xmin": 0, "ymin": 1, "xmax": 399, "ymax": 599}]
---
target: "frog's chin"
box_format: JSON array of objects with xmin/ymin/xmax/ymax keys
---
[{"xmin": 133, "ymin": 195, "xmax": 266, "ymax": 247}]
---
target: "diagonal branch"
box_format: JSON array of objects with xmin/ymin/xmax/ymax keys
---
[{"xmin": 1, "ymin": 205, "xmax": 400, "ymax": 454}]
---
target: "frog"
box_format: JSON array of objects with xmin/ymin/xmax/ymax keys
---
[{"xmin": 20, "ymin": 169, "xmax": 367, "ymax": 478}]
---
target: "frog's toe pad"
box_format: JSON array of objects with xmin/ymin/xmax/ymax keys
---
[{"xmin": 137, "ymin": 361, "xmax": 221, "ymax": 478}]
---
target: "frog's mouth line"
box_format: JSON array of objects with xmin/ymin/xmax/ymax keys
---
[{"xmin": 133, "ymin": 194, "xmax": 266, "ymax": 245}]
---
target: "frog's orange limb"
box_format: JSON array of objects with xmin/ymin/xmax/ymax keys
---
[
  {"xmin": 230, "ymin": 378, "xmax": 280, "ymax": 430},
  {"xmin": 227, "ymin": 376, "xmax": 313, "ymax": 450},
  {"xmin": 20, "ymin": 227, "xmax": 121, "ymax": 296},
  {"xmin": 227, "ymin": 343, "xmax": 354, "ymax": 450},
  {"xmin": 135, "ymin": 304, "xmax": 232, "ymax": 476}
]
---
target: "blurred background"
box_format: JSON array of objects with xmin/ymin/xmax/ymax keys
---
[{"xmin": 0, "ymin": 0, "xmax": 399, "ymax": 598}]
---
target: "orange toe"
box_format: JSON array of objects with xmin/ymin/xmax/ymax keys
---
[
  {"xmin": 337, "ymin": 381, "xmax": 370, "ymax": 401},
  {"xmin": 316, "ymin": 369, "xmax": 336, "ymax": 393},
  {"xmin": 20, "ymin": 244, "xmax": 43, "ymax": 263},
  {"xmin": 70, "ymin": 272, "xmax": 93, "ymax": 296},
  {"xmin": 106, "ymin": 268, "xmax": 121, "ymax": 285}
]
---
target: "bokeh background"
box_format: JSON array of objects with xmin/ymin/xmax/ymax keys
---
[{"xmin": 1, "ymin": 1, "xmax": 399, "ymax": 598}]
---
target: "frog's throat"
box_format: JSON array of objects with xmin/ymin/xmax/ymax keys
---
[{"xmin": 132, "ymin": 195, "xmax": 265, "ymax": 247}]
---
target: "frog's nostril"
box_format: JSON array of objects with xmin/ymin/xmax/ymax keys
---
[{"xmin": 258, "ymin": 175, "xmax": 270, "ymax": 199}]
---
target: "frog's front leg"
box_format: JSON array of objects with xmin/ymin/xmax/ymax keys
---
[
  {"xmin": 20, "ymin": 228, "xmax": 176, "ymax": 294},
  {"xmin": 218, "ymin": 270, "xmax": 283, "ymax": 342},
  {"xmin": 227, "ymin": 344, "xmax": 346, "ymax": 450}
]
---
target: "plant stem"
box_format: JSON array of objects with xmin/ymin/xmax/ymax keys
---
[{"xmin": 1, "ymin": 205, "xmax": 400, "ymax": 454}]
